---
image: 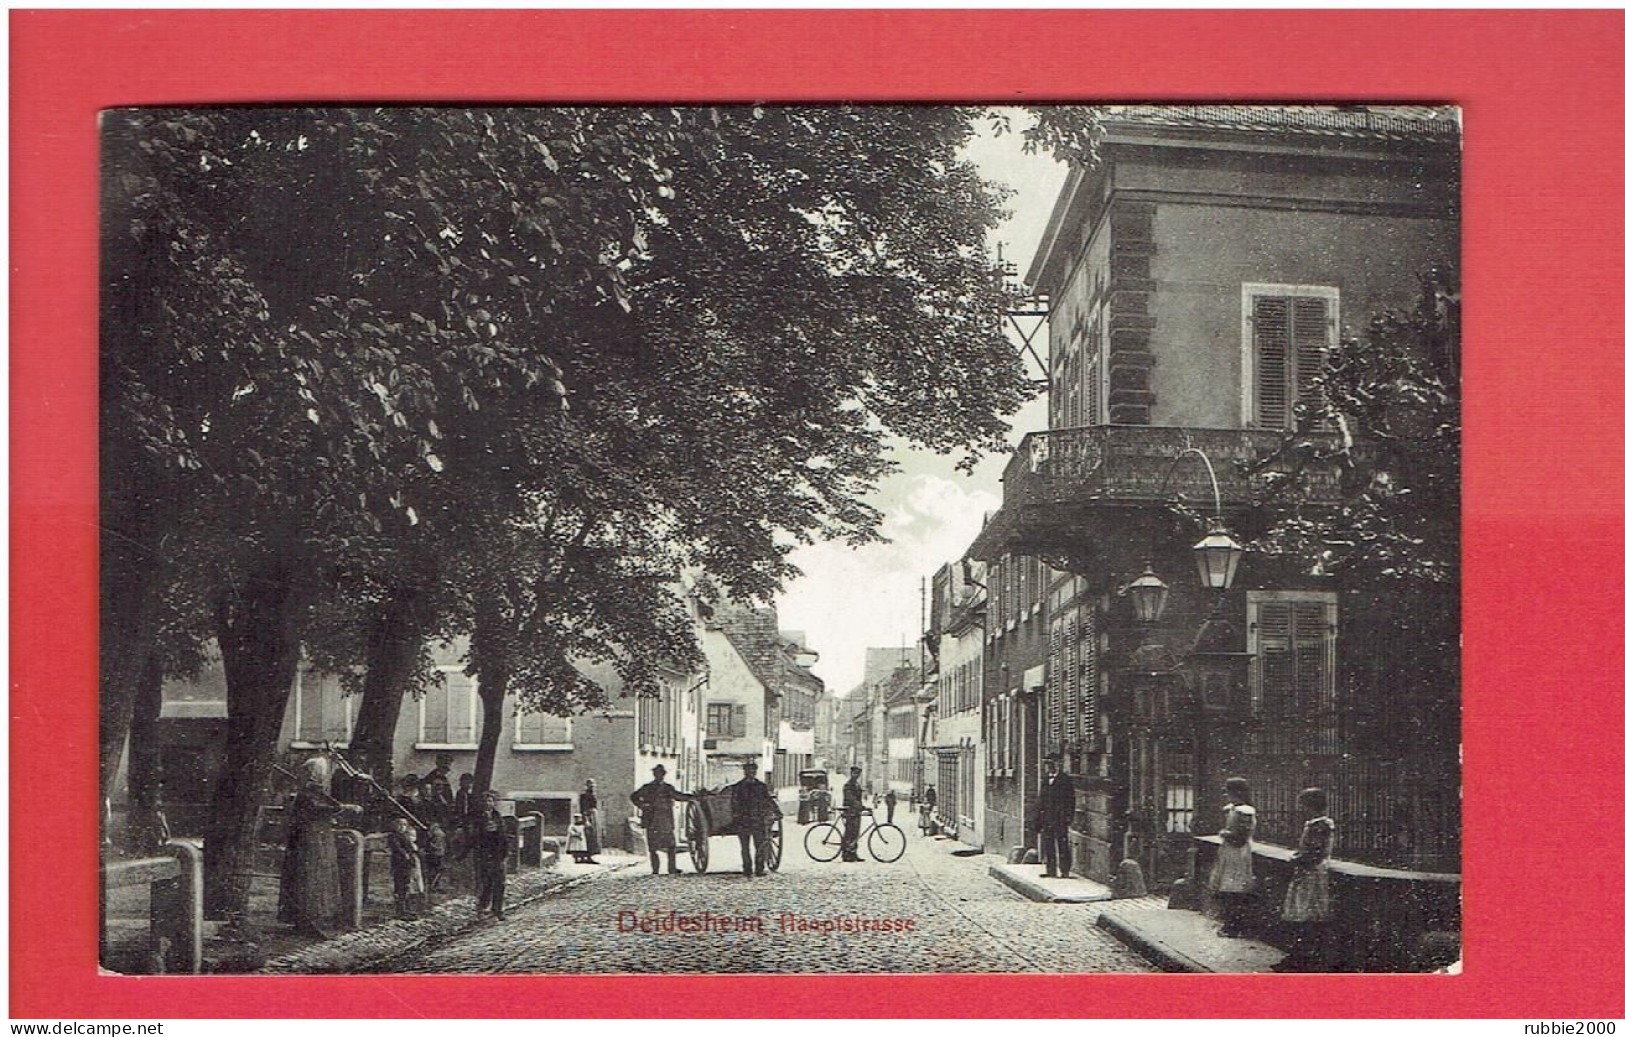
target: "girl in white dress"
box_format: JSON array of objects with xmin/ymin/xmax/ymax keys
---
[
  {"xmin": 1207, "ymin": 776, "xmax": 1257, "ymax": 937},
  {"xmin": 1276, "ymin": 787, "xmax": 1336, "ymax": 971}
]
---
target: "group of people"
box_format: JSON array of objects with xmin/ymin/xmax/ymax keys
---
[
  {"xmin": 1208, "ymin": 776, "xmax": 1337, "ymax": 972},
  {"xmin": 277, "ymin": 753, "xmax": 521, "ymax": 934},
  {"xmin": 629, "ymin": 761, "xmax": 781, "ymax": 877}
]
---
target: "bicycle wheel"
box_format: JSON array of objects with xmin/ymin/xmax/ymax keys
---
[
  {"xmin": 867, "ymin": 823, "xmax": 907, "ymax": 863},
  {"xmin": 803, "ymin": 822, "xmax": 843, "ymax": 863}
]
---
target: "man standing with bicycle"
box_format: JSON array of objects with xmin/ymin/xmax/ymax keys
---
[{"xmin": 841, "ymin": 766, "xmax": 866, "ymax": 862}]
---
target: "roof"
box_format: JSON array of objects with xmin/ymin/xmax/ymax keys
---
[
  {"xmin": 1096, "ymin": 104, "xmax": 1460, "ymax": 143},
  {"xmin": 1028, "ymin": 104, "xmax": 1459, "ymax": 292}
]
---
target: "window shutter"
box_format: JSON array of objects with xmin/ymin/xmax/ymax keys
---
[
  {"xmin": 1257, "ymin": 600, "xmax": 1295, "ymax": 715},
  {"xmin": 424, "ymin": 681, "xmax": 450, "ymax": 744},
  {"xmin": 1080, "ymin": 605, "xmax": 1098, "ymax": 740},
  {"xmin": 1292, "ymin": 601, "xmax": 1328, "ymax": 713},
  {"xmin": 1063, "ymin": 611, "xmax": 1080, "ymax": 746},
  {"xmin": 1253, "ymin": 295, "xmax": 1292, "ymax": 429},
  {"xmin": 1291, "ymin": 296, "xmax": 1330, "ymax": 428},
  {"xmin": 733, "ymin": 704, "xmax": 747, "ymax": 739}
]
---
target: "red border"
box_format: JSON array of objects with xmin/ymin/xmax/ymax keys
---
[{"xmin": 13, "ymin": 9, "xmax": 1625, "ymax": 1018}]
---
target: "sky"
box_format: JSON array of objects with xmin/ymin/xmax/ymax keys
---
[{"xmin": 776, "ymin": 111, "xmax": 1069, "ymax": 697}]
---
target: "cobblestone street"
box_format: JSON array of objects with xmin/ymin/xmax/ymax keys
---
[{"xmin": 360, "ymin": 806, "xmax": 1160, "ymax": 974}]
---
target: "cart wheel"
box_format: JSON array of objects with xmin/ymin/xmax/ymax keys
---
[
  {"xmin": 686, "ymin": 802, "xmax": 710, "ymax": 874},
  {"xmin": 765, "ymin": 816, "xmax": 784, "ymax": 872}
]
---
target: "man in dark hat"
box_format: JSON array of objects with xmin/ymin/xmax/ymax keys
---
[
  {"xmin": 731, "ymin": 760, "xmax": 778, "ymax": 877},
  {"xmin": 630, "ymin": 764, "xmax": 694, "ymax": 875},
  {"xmin": 1037, "ymin": 753, "xmax": 1076, "ymax": 878},
  {"xmin": 840, "ymin": 766, "xmax": 866, "ymax": 862}
]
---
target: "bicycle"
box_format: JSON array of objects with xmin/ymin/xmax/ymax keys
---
[{"xmin": 803, "ymin": 808, "xmax": 906, "ymax": 863}]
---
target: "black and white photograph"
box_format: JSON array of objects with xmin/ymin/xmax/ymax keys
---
[{"xmin": 97, "ymin": 103, "xmax": 1461, "ymax": 977}]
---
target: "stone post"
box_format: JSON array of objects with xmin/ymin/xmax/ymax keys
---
[
  {"xmin": 161, "ymin": 839, "xmax": 204, "ymax": 973},
  {"xmin": 334, "ymin": 829, "xmax": 364, "ymax": 930}
]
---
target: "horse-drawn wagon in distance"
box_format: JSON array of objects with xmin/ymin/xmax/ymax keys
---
[{"xmin": 680, "ymin": 783, "xmax": 784, "ymax": 874}]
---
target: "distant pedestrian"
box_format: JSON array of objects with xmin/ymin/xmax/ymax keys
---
[
  {"xmin": 454, "ymin": 773, "xmax": 477, "ymax": 824},
  {"xmin": 580, "ymin": 779, "xmax": 602, "ymax": 863},
  {"xmin": 1037, "ymin": 754, "xmax": 1076, "ymax": 878},
  {"xmin": 421, "ymin": 754, "xmax": 456, "ymax": 826},
  {"xmin": 423, "ymin": 822, "xmax": 448, "ymax": 892},
  {"xmin": 731, "ymin": 760, "xmax": 778, "ymax": 876},
  {"xmin": 841, "ymin": 767, "xmax": 866, "ymax": 862},
  {"xmin": 1208, "ymin": 777, "xmax": 1258, "ymax": 937},
  {"xmin": 565, "ymin": 813, "xmax": 592, "ymax": 864},
  {"xmin": 387, "ymin": 816, "xmax": 425, "ymax": 919},
  {"xmin": 459, "ymin": 790, "xmax": 512, "ymax": 919},
  {"xmin": 883, "ymin": 788, "xmax": 898, "ymax": 825},
  {"xmin": 1274, "ymin": 788, "xmax": 1336, "ymax": 972},
  {"xmin": 922, "ymin": 784, "xmax": 938, "ymax": 836},
  {"xmin": 630, "ymin": 764, "xmax": 694, "ymax": 875}
]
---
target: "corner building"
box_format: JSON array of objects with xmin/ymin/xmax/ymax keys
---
[{"xmin": 971, "ymin": 106, "xmax": 1461, "ymax": 885}]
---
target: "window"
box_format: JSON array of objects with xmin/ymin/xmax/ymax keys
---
[
  {"xmin": 1243, "ymin": 284, "xmax": 1339, "ymax": 430},
  {"xmin": 707, "ymin": 702, "xmax": 746, "ymax": 739},
  {"xmin": 292, "ymin": 668, "xmax": 352, "ymax": 748},
  {"xmin": 419, "ymin": 665, "xmax": 480, "ymax": 749},
  {"xmin": 1248, "ymin": 591, "xmax": 1338, "ymax": 715},
  {"xmin": 514, "ymin": 707, "xmax": 572, "ymax": 750},
  {"xmin": 1165, "ymin": 783, "xmax": 1195, "ymax": 834}
]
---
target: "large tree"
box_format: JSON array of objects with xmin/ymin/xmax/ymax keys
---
[{"xmin": 101, "ymin": 105, "xmax": 1040, "ymax": 913}]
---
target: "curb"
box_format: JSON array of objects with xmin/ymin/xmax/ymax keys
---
[
  {"xmin": 1094, "ymin": 911, "xmax": 1209, "ymax": 974},
  {"xmin": 988, "ymin": 862, "xmax": 1114, "ymax": 904}
]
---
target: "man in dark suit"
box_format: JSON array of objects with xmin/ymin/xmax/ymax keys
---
[
  {"xmin": 731, "ymin": 760, "xmax": 778, "ymax": 877},
  {"xmin": 840, "ymin": 766, "xmax": 866, "ymax": 862},
  {"xmin": 1037, "ymin": 753, "xmax": 1076, "ymax": 878}
]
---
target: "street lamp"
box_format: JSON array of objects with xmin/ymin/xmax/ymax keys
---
[
  {"xmin": 1192, "ymin": 527, "xmax": 1244, "ymax": 591},
  {"xmin": 1124, "ymin": 564, "xmax": 1171, "ymax": 623},
  {"xmin": 1161, "ymin": 444, "xmax": 1246, "ymax": 593}
]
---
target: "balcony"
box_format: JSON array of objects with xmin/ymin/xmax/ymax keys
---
[{"xmin": 969, "ymin": 425, "xmax": 1342, "ymax": 564}]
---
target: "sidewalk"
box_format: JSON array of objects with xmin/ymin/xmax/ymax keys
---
[
  {"xmin": 257, "ymin": 853, "xmax": 637, "ymax": 974},
  {"xmin": 1094, "ymin": 901, "xmax": 1285, "ymax": 973},
  {"xmin": 988, "ymin": 858, "xmax": 1113, "ymax": 903}
]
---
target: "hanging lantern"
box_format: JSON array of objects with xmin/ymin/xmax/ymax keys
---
[
  {"xmin": 1125, "ymin": 565, "xmax": 1170, "ymax": 623},
  {"xmin": 1192, "ymin": 527, "xmax": 1244, "ymax": 591}
]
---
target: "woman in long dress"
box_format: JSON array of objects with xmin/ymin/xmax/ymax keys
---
[
  {"xmin": 277, "ymin": 756, "xmax": 363, "ymax": 937},
  {"xmin": 580, "ymin": 779, "xmax": 602, "ymax": 862},
  {"xmin": 1276, "ymin": 787, "xmax": 1336, "ymax": 971},
  {"xmin": 1207, "ymin": 776, "xmax": 1257, "ymax": 937}
]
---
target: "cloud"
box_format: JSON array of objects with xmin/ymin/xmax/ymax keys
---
[{"xmin": 778, "ymin": 471, "xmax": 1001, "ymax": 695}]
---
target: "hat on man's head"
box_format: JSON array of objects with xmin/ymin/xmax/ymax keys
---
[
  {"xmin": 652, "ymin": 764, "xmax": 667, "ymax": 775},
  {"xmin": 742, "ymin": 760, "xmax": 758, "ymax": 771}
]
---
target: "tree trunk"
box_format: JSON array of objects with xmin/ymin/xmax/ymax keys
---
[
  {"xmin": 126, "ymin": 652, "xmax": 166, "ymax": 814},
  {"xmin": 349, "ymin": 583, "xmax": 429, "ymax": 787},
  {"xmin": 204, "ymin": 555, "xmax": 308, "ymax": 918},
  {"xmin": 469, "ymin": 600, "xmax": 511, "ymax": 800},
  {"xmin": 98, "ymin": 475, "xmax": 171, "ymax": 803},
  {"xmin": 474, "ymin": 672, "xmax": 507, "ymax": 801}
]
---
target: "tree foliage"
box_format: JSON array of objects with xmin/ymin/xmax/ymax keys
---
[
  {"xmin": 101, "ymin": 105, "xmax": 1052, "ymax": 906},
  {"xmin": 1247, "ymin": 271, "xmax": 1461, "ymax": 587}
]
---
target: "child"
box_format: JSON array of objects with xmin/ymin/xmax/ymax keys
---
[
  {"xmin": 1208, "ymin": 776, "xmax": 1257, "ymax": 937},
  {"xmin": 1274, "ymin": 787, "xmax": 1336, "ymax": 972},
  {"xmin": 565, "ymin": 812, "xmax": 591, "ymax": 864},
  {"xmin": 387, "ymin": 816, "xmax": 426, "ymax": 919},
  {"xmin": 423, "ymin": 822, "xmax": 448, "ymax": 893}
]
